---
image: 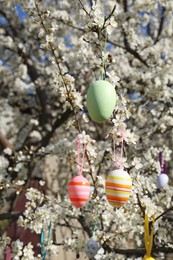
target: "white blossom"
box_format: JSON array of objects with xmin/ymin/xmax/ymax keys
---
[
  {"xmin": 0, "ymin": 1, "xmax": 173, "ymax": 259},
  {"xmin": 29, "ymin": 130, "xmax": 42, "ymax": 141}
]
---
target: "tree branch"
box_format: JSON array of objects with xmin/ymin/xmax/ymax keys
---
[
  {"xmin": 37, "ymin": 109, "xmax": 72, "ymax": 148},
  {"xmin": 154, "ymin": 6, "xmax": 165, "ymax": 45},
  {"xmin": 137, "ymin": 193, "xmax": 145, "ymax": 218},
  {"xmin": 155, "ymin": 205, "xmax": 173, "ymax": 222},
  {"xmin": 78, "ymin": 215, "xmax": 93, "ymax": 237},
  {"xmin": 0, "ymin": 132, "xmax": 15, "ymax": 152},
  {"xmin": 113, "ymin": 246, "xmax": 173, "ymax": 256},
  {"xmin": 0, "ymin": 212, "xmax": 21, "ymax": 220},
  {"xmin": 103, "ymin": 242, "xmax": 173, "ymax": 257},
  {"xmin": 122, "ymin": 0, "xmax": 149, "ymax": 67},
  {"xmin": 0, "ymin": 9, "xmax": 50, "ymax": 131},
  {"xmin": 55, "ymin": 14, "xmax": 148, "ymax": 67}
]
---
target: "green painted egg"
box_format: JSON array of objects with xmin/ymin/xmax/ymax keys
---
[{"xmin": 86, "ymin": 80, "xmax": 116, "ymax": 123}]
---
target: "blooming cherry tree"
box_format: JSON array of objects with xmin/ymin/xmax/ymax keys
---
[{"xmin": 0, "ymin": 0, "xmax": 173, "ymax": 259}]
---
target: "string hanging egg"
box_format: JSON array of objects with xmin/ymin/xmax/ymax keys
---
[
  {"xmin": 86, "ymin": 80, "xmax": 116, "ymax": 123},
  {"xmin": 143, "ymin": 214, "xmax": 155, "ymax": 260},
  {"xmin": 157, "ymin": 152, "xmax": 169, "ymax": 188},
  {"xmin": 106, "ymin": 169, "xmax": 132, "ymax": 207},
  {"xmin": 68, "ymin": 138, "xmax": 90, "ymax": 208},
  {"xmin": 68, "ymin": 175, "xmax": 90, "ymax": 208}
]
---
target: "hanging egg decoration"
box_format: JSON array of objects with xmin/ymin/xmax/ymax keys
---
[
  {"xmin": 85, "ymin": 238, "xmax": 100, "ymax": 259},
  {"xmin": 68, "ymin": 175, "xmax": 90, "ymax": 208},
  {"xmin": 143, "ymin": 256, "xmax": 155, "ymax": 260},
  {"xmin": 157, "ymin": 155, "xmax": 168, "ymax": 188},
  {"xmin": 86, "ymin": 80, "xmax": 116, "ymax": 123},
  {"xmin": 106, "ymin": 169, "xmax": 132, "ymax": 207},
  {"xmin": 156, "ymin": 174, "xmax": 169, "ymax": 188}
]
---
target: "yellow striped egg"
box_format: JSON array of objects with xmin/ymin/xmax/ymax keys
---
[{"xmin": 106, "ymin": 169, "xmax": 132, "ymax": 207}]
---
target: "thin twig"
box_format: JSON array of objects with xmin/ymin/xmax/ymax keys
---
[
  {"xmin": 104, "ymin": 4, "xmax": 116, "ymax": 23},
  {"xmin": 154, "ymin": 6, "xmax": 165, "ymax": 45},
  {"xmin": 35, "ymin": 2, "xmax": 81, "ymax": 133},
  {"xmin": 78, "ymin": 0, "xmax": 90, "ymax": 17},
  {"xmin": 0, "ymin": 132, "xmax": 15, "ymax": 152},
  {"xmin": 122, "ymin": 0, "xmax": 149, "ymax": 67},
  {"xmin": 137, "ymin": 193, "xmax": 145, "ymax": 218},
  {"xmin": 0, "ymin": 212, "xmax": 21, "ymax": 220},
  {"xmin": 155, "ymin": 206, "xmax": 173, "ymax": 222}
]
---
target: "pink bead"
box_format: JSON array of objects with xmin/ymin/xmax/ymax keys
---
[{"xmin": 68, "ymin": 176, "xmax": 90, "ymax": 208}]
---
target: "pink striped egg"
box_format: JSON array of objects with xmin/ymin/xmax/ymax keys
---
[
  {"xmin": 68, "ymin": 176, "xmax": 90, "ymax": 208},
  {"xmin": 106, "ymin": 169, "xmax": 132, "ymax": 207}
]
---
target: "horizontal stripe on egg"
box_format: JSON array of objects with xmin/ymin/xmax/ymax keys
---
[
  {"xmin": 69, "ymin": 194, "xmax": 90, "ymax": 198},
  {"xmin": 106, "ymin": 195, "xmax": 130, "ymax": 201},
  {"xmin": 68, "ymin": 186, "xmax": 90, "ymax": 191},
  {"xmin": 68, "ymin": 189, "xmax": 90, "ymax": 194},
  {"xmin": 106, "ymin": 195, "xmax": 129, "ymax": 202},
  {"xmin": 106, "ymin": 189, "xmax": 131, "ymax": 196},
  {"xmin": 106, "ymin": 186, "xmax": 131, "ymax": 192},
  {"xmin": 106, "ymin": 177, "xmax": 132, "ymax": 184},
  {"xmin": 109, "ymin": 201, "xmax": 124, "ymax": 207},
  {"xmin": 70, "ymin": 198, "xmax": 88, "ymax": 202},
  {"xmin": 106, "ymin": 182, "xmax": 132, "ymax": 189},
  {"xmin": 106, "ymin": 180, "xmax": 132, "ymax": 186},
  {"xmin": 107, "ymin": 175, "xmax": 132, "ymax": 181},
  {"xmin": 108, "ymin": 199, "xmax": 126, "ymax": 205},
  {"xmin": 69, "ymin": 181, "xmax": 90, "ymax": 186}
]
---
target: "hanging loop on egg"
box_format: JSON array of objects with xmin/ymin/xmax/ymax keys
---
[
  {"xmin": 143, "ymin": 214, "xmax": 155, "ymax": 260},
  {"xmin": 68, "ymin": 137, "xmax": 90, "ymax": 208},
  {"xmin": 159, "ymin": 151, "xmax": 166, "ymax": 174},
  {"xmin": 113, "ymin": 129, "xmax": 124, "ymax": 170},
  {"xmin": 40, "ymin": 222, "xmax": 52, "ymax": 260},
  {"xmin": 77, "ymin": 137, "xmax": 87, "ymax": 176},
  {"xmin": 157, "ymin": 151, "xmax": 169, "ymax": 188}
]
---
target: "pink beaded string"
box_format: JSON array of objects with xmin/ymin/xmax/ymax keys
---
[
  {"xmin": 113, "ymin": 130, "xmax": 124, "ymax": 170},
  {"xmin": 77, "ymin": 138, "xmax": 87, "ymax": 176}
]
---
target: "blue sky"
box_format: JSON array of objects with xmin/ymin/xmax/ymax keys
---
[{"xmin": 16, "ymin": 4, "xmax": 27, "ymax": 21}]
